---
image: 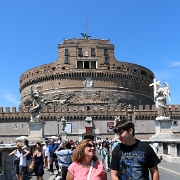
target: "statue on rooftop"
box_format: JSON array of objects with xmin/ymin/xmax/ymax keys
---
[
  {"xmin": 29, "ymin": 85, "xmax": 44, "ymax": 121},
  {"xmin": 150, "ymin": 79, "xmax": 171, "ymax": 118}
]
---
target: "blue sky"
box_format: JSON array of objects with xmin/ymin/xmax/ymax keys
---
[{"xmin": 0, "ymin": 0, "xmax": 180, "ymax": 108}]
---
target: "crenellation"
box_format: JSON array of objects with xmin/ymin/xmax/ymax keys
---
[
  {"xmin": 11, "ymin": 107, "xmax": 16, "ymax": 113},
  {"xmin": 139, "ymin": 105, "xmax": 144, "ymax": 110},
  {"xmin": 145, "ymin": 105, "xmax": 150, "ymax": 110},
  {"xmin": 5, "ymin": 107, "xmax": 10, "ymax": 113}
]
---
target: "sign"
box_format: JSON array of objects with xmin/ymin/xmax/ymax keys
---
[
  {"xmin": 107, "ymin": 122, "xmax": 114, "ymax": 132},
  {"xmin": 86, "ymin": 127, "xmax": 92, "ymax": 134}
]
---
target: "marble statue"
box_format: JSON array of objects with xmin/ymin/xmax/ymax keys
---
[
  {"xmin": 29, "ymin": 85, "xmax": 44, "ymax": 121},
  {"xmin": 61, "ymin": 116, "xmax": 67, "ymax": 132},
  {"xmin": 114, "ymin": 116, "xmax": 120, "ymax": 127},
  {"xmin": 150, "ymin": 79, "xmax": 171, "ymax": 118}
]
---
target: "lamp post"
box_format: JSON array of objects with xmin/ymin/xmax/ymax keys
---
[{"xmin": 56, "ymin": 116, "xmax": 60, "ymax": 138}]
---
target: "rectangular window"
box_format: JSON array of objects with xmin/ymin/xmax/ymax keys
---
[
  {"xmin": 64, "ymin": 57, "xmax": 69, "ymax": 64},
  {"xmin": 77, "ymin": 60, "xmax": 97, "ymax": 69},
  {"xmin": 65, "ymin": 49, "xmax": 69, "ymax": 56},
  {"xmin": 84, "ymin": 61, "xmax": 89, "ymax": 69},
  {"xmin": 91, "ymin": 61, "xmax": 96, "ymax": 69},
  {"xmin": 91, "ymin": 48, "xmax": 95, "ymax": 56},
  {"xmin": 77, "ymin": 61, "xmax": 83, "ymax": 69},
  {"xmin": 104, "ymin": 57, "xmax": 109, "ymax": 64},
  {"xmin": 78, "ymin": 48, "xmax": 82, "ymax": 56},
  {"xmin": 104, "ymin": 49, "xmax": 108, "ymax": 56}
]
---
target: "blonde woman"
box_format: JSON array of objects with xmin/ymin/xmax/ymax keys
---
[
  {"xmin": 66, "ymin": 139, "xmax": 107, "ymax": 180},
  {"xmin": 9, "ymin": 142, "xmax": 30, "ymax": 180}
]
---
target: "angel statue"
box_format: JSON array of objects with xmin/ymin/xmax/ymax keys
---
[
  {"xmin": 29, "ymin": 85, "xmax": 44, "ymax": 121},
  {"xmin": 150, "ymin": 79, "xmax": 171, "ymax": 118}
]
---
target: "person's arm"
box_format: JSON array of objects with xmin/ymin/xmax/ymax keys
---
[
  {"xmin": 66, "ymin": 171, "xmax": 74, "ymax": 180},
  {"xmin": 23, "ymin": 149, "xmax": 30, "ymax": 158},
  {"xmin": 9, "ymin": 150, "xmax": 15, "ymax": 156},
  {"xmin": 150, "ymin": 165, "xmax": 160, "ymax": 180},
  {"xmin": 110, "ymin": 170, "xmax": 119, "ymax": 180},
  {"xmin": 54, "ymin": 142, "xmax": 63, "ymax": 153},
  {"xmin": 32, "ymin": 150, "xmax": 37, "ymax": 159}
]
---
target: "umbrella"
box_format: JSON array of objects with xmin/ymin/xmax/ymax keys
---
[{"xmin": 16, "ymin": 136, "xmax": 28, "ymax": 140}]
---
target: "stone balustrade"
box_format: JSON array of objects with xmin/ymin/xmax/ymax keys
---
[{"xmin": 0, "ymin": 143, "xmax": 35, "ymax": 180}]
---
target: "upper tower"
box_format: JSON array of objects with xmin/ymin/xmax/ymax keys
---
[{"xmin": 20, "ymin": 37, "xmax": 155, "ymax": 108}]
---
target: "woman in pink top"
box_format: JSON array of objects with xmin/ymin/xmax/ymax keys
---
[{"xmin": 66, "ymin": 139, "xmax": 107, "ymax": 180}]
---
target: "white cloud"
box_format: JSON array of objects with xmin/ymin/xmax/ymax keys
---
[
  {"xmin": 168, "ymin": 61, "xmax": 180, "ymax": 67},
  {"xmin": 1, "ymin": 92, "xmax": 20, "ymax": 105}
]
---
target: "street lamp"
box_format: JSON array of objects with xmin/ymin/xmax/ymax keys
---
[{"xmin": 56, "ymin": 116, "xmax": 60, "ymax": 138}]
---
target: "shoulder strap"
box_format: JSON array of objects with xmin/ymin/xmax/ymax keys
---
[{"xmin": 87, "ymin": 160, "xmax": 94, "ymax": 180}]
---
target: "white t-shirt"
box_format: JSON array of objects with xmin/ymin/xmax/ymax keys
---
[
  {"xmin": 43, "ymin": 144, "xmax": 49, "ymax": 157},
  {"xmin": 15, "ymin": 149, "xmax": 27, "ymax": 166}
]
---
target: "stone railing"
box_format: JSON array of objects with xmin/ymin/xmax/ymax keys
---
[
  {"xmin": 143, "ymin": 140, "xmax": 180, "ymax": 164},
  {"xmin": 0, "ymin": 143, "xmax": 36, "ymax": 180}
]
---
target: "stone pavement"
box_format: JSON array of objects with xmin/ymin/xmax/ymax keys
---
[
  {"xmin": 158, "ymin": 160, "xmax": 180, "ymax": 177},
  {"xmin": 23, "ymin": 160, "xmax": 180, "ymax": 180}
]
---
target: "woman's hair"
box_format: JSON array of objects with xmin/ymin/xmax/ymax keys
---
[
  {"xmin": 71, "ymin": 139, "xmax": 98, "ymax": 162},
  {"xmin": 102, "ymin": 141, "xmax": 108, "ymax": 148},
  {"xmin": 36, "ymin": 142, "xmax": 41, "ymax": 147},
  {"xmin": 24, "ymin": 139, "xmax": 29, "ymax": 146},
  {"xmin": 16, "ymin": 142, "xmax": 22, "ymax": 148},
  {"xmin": 64, "ymin": 142, "xmax": 71, "ymax": 149}
]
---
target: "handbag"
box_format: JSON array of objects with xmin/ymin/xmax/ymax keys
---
[{"xmin": 29, "ymin": 161, "xmax": 34, "ymax": 171}]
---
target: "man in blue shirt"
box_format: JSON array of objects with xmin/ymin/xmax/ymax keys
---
[{"xmin": 48, "ymin": 138, "xmax": 59, "ymax": 175}]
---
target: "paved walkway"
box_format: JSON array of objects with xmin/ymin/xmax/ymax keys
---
[
  {"xmin": 24, "ymin": 160, "xmax": 180, "ymax": 180},
  {"xmin": 158, "ymin": 160, "xmax": 180, "ymax": 177}
]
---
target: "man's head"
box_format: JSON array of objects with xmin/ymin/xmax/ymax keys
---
[
  {"xmin": 114, "ymin": 121, "xmax": 135, "ymax": 145},
  {"xmin": 51, "ymin": 138, "xmax": 55, "ymax": 144}
]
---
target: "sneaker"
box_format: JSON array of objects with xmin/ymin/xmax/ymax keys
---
[
  {"xmin": 49, "ymin": 172, "xmax": 54, "ymax": 175},
  {"xmin": 55, "ymin": 176, "xmax": 61, "ymax": 180},
  {"xmin": 45, "ymin": 167, "xmax": 48, "ymax": 171}
]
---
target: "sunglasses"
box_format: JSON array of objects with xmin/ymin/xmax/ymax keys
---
[{"xmin": 85, "ymin": 143, "xmax": 95, "ymax": 148}]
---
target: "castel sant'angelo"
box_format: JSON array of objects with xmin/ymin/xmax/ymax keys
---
[{"xmin": 0, "ymin": 35, "xmax": 180, "ymax": 143}]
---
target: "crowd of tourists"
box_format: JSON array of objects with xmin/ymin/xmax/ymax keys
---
[{"xmin": 8, "ymin": 121, "xmax": 161, "ymax": 180}]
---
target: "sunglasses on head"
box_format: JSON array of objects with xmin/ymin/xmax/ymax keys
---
[{"xmin": 85, "ymin": 143, "xmax": 95, "ymax": 148}]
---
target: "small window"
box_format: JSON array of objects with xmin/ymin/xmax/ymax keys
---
[
  {"xmin": 65, "ymin": 49, "xmax": 69, "ymax": 56},
  {"xmin": 78, "ymin": 48, "xmax": 82, "ymax": 56},
  {"xmin": 91, "ymin": 48, "xmax": 96, "ymax": 56},
  {"xmin": 64, "ymin": 57, "xmax": 69, "ymax": 64},
  {"xmin": 87, "ymin": 106, "xmax": 91, "ymax": 111},
  {"xmin": 104, "ymin": 49, "xmax": 108, "ymax": 56},
  {"xmin": 104, "ymin": 57, "xmax": 109, "ymax": 64}
]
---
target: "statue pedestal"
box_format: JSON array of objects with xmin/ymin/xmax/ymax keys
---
[
  {"xmin": 150, "ymin": 116, "xmax": 177, "ymax": 140},
  {"xmin": 28, "ymin": 121, "xmax": 45, "ymax": 143},
  {"xmin": 61, "ymin": 131, "xmax": 67, "ymax": 140}
]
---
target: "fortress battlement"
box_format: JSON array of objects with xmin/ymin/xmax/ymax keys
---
[{"xmin": 0, "ymin": 104, "xmax": 180, "ymax": 114}]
